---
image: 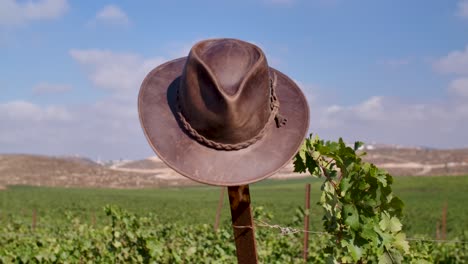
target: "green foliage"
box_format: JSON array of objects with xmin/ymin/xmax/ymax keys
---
[
  {"xmin": 1, "ymin": 176, "xmax": 467, "ymax": 238},
  {"xmin": 0, "ymin": 206, "xmax": 237, "ymax": 263},
  {"xmin": 294, "ymin": 134, "xmax": 410, "ymax": 263},
  {"xmin": 0, "ymin": 206, "xmax": 466, "ymax": 263},
  {"xmin": 0, "ymin": 205, "xmax": 325, "ymax": 263}
]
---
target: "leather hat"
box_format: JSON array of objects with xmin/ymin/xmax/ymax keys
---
[{"xmin": 138, "ymin": 38, "xmax": 309, "ymax": 186}]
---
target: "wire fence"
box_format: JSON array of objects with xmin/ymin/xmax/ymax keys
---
[
  {"xmin": 233, "ymin": 219, "xmax": 468, "ymax": 244},
  {"xmin": 2, "ymin": 218, "xmax": 466, "ymax": 245}
]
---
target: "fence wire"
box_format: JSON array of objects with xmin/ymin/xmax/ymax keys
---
[
  {"xmin": 234, "ymin": 219, "xmax": 468, "ymax": 244},
  {"xmin": 1, "ymin": 219, "xmax": 466, "ymax": 245}
]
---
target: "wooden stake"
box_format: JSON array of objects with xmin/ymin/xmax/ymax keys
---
[
  {"xmin": 228, "ymin": 185, "xmax": 258, "ymax": 264},
  {"xmin": 32, "ymin": 208, "xmax": 37, "ymax": 232},
  {"xmin": 91, "ymin": 211, "xmax": 96, "ymax": 227},
  {"xmin": 303, "ymin": 183, "xmax": 311, "ymax": 262},
  {"xmin": 441, "ymin": 202, "xmax": 447, "ymax": 240},
  {"xmin": 214, "ymin": 187, "xmax": 225, "ymax": 231}
]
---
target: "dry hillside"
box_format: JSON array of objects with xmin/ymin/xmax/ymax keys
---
[
  {"xmin": 362, "ymin": 148, "xmax": 468, "ymax": 176},
  {"xmin": 0, "ymin": 154, "xmax": 193, "ymax": 189},
  {"xmin": 1, "ymin": 147, "xmax": 467, "ymax": 189}
]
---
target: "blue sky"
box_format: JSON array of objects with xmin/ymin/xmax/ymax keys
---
[{"xmin": 1, "ymin": 0, "xmax": 468, "ymax": 160}]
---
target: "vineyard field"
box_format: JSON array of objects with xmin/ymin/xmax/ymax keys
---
[{"xmin": 1, "ymin": 175, "xmax": 467, "ymax": 239}]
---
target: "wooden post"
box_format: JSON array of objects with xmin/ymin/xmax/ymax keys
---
[
  {"xmin": 91, "ymin": 211, "xmax": 96, "ymax": 227},
  {"xmin": 32, "ymin": 208, "xmax": 37, "ymax": 232},
  {"xmin": 214, "ymin": 187, "xmax": 225, "ymax": 231},
  {"xmin": 303, "ymin": 183, "xmax": 311, "ymax": 262},
  {"xmin": 228, "ymin": 185, "xmax": 258, "ymax": 264},
  {"xmin": 441, "ymin": 202, "xmax": 447, "ymax": 240}
]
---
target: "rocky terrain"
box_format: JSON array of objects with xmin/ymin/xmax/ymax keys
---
[{"xmin": 1, "ymin": 147, "xmax": 467, "ymax": 189}]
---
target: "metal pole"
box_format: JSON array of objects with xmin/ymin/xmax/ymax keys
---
[
  {"xmin": 228, "ymin": 185, "xmax": 258, "ymax": 264},
  {"xmin": 303, "ymin": 183, "xmax": 311, "ymax": 262}
]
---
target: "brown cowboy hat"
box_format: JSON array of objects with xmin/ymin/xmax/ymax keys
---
[{"xmin": 138, "ymin": 38, "xmax": 309, "ymax": 186}]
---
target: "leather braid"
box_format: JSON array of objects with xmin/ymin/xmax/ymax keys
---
[{"xmin": 176, "ymin": 72, "xmax": 287, "ymax": 151}]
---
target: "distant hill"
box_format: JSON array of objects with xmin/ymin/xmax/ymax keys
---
[
  {"xmin": 111, "ymin": 156, "xmax": 168, "ymax": 170},
  {"xmin": 58, "ymin": 155, "xmax": 98, "ymax": 166},
  {"xmin": 110, "ymin": 156, "xmax": 303, "ymax": 180},
  {"xmin": 362, "ymin": 148, "xmax": 468, "ymax": 176},
  {"xmin": 1, "ymin": 147, "xmax": 468, "ymax": 189},
  {"xmin": 0, "ymin": 154, "xmax": 193, "ymax": 189}
]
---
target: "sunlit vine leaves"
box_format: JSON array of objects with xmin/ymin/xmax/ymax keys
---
[{"xmin": 294, "ymin": 134, "xmax": 409, "ymax": 263}]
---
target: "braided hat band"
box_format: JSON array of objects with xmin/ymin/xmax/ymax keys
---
[{"xmin": 175, "ymin": 72, "xmax": 287, "ymax": 151}]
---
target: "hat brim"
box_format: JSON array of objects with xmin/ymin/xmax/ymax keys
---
[{"xmin": 138, "ymin": 57, "xmax": 309, "ymax": 186}]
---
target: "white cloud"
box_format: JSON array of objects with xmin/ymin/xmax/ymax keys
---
[
  {"xmin": 433, "ymin": 45, "xmax": 468, "ymax": 75},
  {"xmin": 325, "ymin": 105, "xmax": 342, "ymax": 114},
  {"xmin": 353, "ymin": 96, "xmax": 385, "ymax": 120},
  {"xmin": 69, "ymin": 49, "xmax": 165, "ymax": 95},
  {"xmin": 0, "ymin": 97, "xmax": 152, "ymax": 159},
  {"xmin": 0, "ymin": 100, "xmax": 71, "ymax": 122},
  {"xmin": 5, "ymin": 38, "xmax": 468, "ymax": 160},
  {"xmin": 0, "ymin": 0, "xmax": 68, "ymax": 26},
  {"xmin": 434, "ymin": 45, "xmax": 468, "ymax": 99},
  {"xmin": 456, "ymin": 0, "xmax": 468, "ymax": 19},
  {"xmin": 6, "ymin": 39, "xmax": 303, "ymax": 159},
  {"xmin": 32, "ymin": 82, "xmax": 72, "ymax": 94},
  {"xmin": 311, "ymin": 94, "xmax": 468, "ymax": 148},
  {"xmin": 321, "ymin": 97, "xmax": 424, "ymax": 126},
  {"xmin": 1, "ymin": 48, "xmax": 170, "ymax": 159},
  {"xmin": 94, "ymin": 5, "xmax": 129, "ymax": 26},
  {"xmin": 313, "ymin": 44, "xmax": 468, "ymax": 147},
  {"xmin": 449, "ymin": 77, "xmax": 468, "ymax": 97}
]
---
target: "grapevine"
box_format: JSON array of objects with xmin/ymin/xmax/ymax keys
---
[{"xmin": 294, "ymin": 134, "xmax": 409, "ymax": 263}]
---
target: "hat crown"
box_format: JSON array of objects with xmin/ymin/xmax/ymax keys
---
[{"xmin": 179, "ymin": 39, "xmax": 272, "ymax": 144}]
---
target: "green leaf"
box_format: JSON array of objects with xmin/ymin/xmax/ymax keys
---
[
  {"xmin": 389, "ymin": 217, "xmax": 402, "ymax": 233},
  {"xmin": 393, "ymin": 233, "xmax": 410, "ymax": 254},
  {"xmin": 293, "ymin": 152, "xmax": 306, "ymax": 173},
  {"xmin": 113, "ymin": 241, "xmax": 122, "ymax": 248},
  {"xmin": 378, "ymin": 252, "xmax": 393, "ymax": 264},
  {"xmin": 361, "ymin": 221, "xmax": 379, "ymax": 244},
  {"xmin": 343, "ymin": 204, "xmax": 359, "ymax": 230},
  {"xmin": 376, "ymin": 171, "xmax": 388, "ymax": 187},
  {"xmin": 379, "ymin": 212, "xmax": 402, "ymax": 233},
  {"xmin": 323, "ymin": 181, "xmax": 335, "ymax": 195},
  {"xmin": 388, "ymin": 197, "xmax": 404, "ymax": 216},
  {"xmin": 305, "ymin": 153, "xmax": 320, "ymax": 176},
  {"xmin": 379, "ymin": 249, "xmax": 403, "ymax": 264},
  {"xmin": 339, "ymin": 177, "xmax": 351, "ymax": 197},
  {"xmin": 354, "ymin": 141, "xmax": 364, "ymax": 151},
  {"xmin": 325, "ymin": 256, "xmax": 339, "ymax": 264},
  {"xmin": 374, "ymin": 225, "xmax": 394, "ymax": 246},
  {"xmin": 347, "ymin": 243, "xmax": 363, "ymax": 261}
]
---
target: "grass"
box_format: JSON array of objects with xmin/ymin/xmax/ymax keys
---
[{"xmin": 1, "ymin": 176, "xmax": 467, "ymax": 239}]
